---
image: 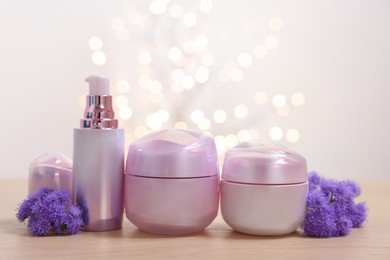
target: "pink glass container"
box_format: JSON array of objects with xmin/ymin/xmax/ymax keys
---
[
  {"xmin": 28, "ymin": 151, "xmax": 72, "ymax": 195},
  {"xmin": 125, "ymin": 129, "xmax": 219, "ymax": 235},
  {"xmin": 221, "ymin": 141, "xmax": 308, "ymax": 236}
]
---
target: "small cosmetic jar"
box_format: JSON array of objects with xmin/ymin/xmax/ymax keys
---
[
  {"xmin": 28, "ymin": 151, "xmax": 73, "ymax": 195},
  {"xmin": 221, "ymin": 142, "xmax": 308, "ymax": 236},
  {"xmin": 125, "ymin": 129, "xmax": 219, "ymax": 235}
]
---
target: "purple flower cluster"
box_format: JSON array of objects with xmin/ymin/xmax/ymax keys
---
[
  {"xmin": 16, "ymin": 188, "xmax": 83, "ymax": 236},
  {"xmin": 302, "ymin": 171, "xmax": 367, "ymax": 238}
]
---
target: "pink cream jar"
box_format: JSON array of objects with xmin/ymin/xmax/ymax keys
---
[
  {"xmin": 221, "ymin": 142, "xmax": 308, "ymax": 236},
  {"xmin": 125, "ymin": 129, "xmax": 219, "ymax": 235},
  {"xmin": 28, "ymin": 151, "xmax": 73, "ymax": 195}
]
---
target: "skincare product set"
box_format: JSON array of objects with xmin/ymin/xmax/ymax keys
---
[{"xmin": 22, "ymin": 75, "xmax": 366, "ymax": 237}]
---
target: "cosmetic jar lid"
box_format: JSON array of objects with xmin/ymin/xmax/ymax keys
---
[
  {"xmin": 29, "ymin": 151, "xmax": 73, "ymax": 195},
  {"xmin": 29, "ymin": 151, "xmax": 73, "ymax": 172},
  {"xmin": 126, "ymin": 129, "xmax": 219, "ymax": 178},
  {"xmin": 222, "ymin": 141, "xmax": 307, "ymax": 184}
]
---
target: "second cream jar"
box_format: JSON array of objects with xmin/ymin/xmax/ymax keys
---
[
  {"xmin": 221, "ymin": 142, "xmax": 308, "ymax": 235},
  {"xmin": 125, "ymin": 129, "xmax": 219, "ymax": 235}
]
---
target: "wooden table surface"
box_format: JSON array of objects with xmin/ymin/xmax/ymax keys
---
[{"xmin": 0, "ymin": 179, "xmax": 389, "ymax": 259}]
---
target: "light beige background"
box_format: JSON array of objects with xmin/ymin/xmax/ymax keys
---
[{"xmin": 1, "ymin": 0, "xmax": 389, "ymax": 179}]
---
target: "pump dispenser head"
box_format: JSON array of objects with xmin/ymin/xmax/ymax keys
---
[
  {"xmin": 85, "ymin": 75, "xmax": 110, "ymax": 95},
  {"xmin": 80, "ymin": 75, "xmax": 118, "ymax": 129}
]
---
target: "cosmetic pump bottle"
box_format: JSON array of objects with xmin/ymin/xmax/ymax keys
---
[{"xmin": 73, "ymin": 75, "xmax": 124, "ymax": 231}]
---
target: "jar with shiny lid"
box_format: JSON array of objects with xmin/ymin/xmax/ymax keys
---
[
  {"xmin": 125, "ymin": 129, "xmax": 219, "ymax": 235},
  {"xmin": 221, "ymin": 141, "xmax": 308, "ymax": 235},
  {"xmin": 28, "ymin": 151, "xmax": 72, "ymax": 195}
]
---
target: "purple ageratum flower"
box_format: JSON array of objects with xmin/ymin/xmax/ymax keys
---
[
  {"xmin": 349, "ymin": 202, "xmax": 367, "ymax": 228},
  {"xmin": 16, "ymin": 187, "xmax": 52, "ymax": 222},
  {"xmin": 64, "ymin": 205, "xmax": 84, "ymax": 235},
  {"xmin": 16, "ymin": 188, "xmax": 83, "ymax": 236},
  {"xmin": 337, "ymin": 216, "xmax": 353, "ymax": 236},
  {"xmin": 308, "ymin": 172, "xmax": 322, "ymax": 191},
  {"xmin": 303, "ymin": 189, "xmax": 337, "ymax": 238},
  {"xmin": 302, "ymin": 171, "xmax": 367, "ymax": 238}
]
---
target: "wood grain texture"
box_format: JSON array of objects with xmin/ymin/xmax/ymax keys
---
[{"xmin": 0, "ymin": 179, "xmax": 389, "ymax": 259}]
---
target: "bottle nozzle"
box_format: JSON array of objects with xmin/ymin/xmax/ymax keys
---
[
  {"xmin": 85, "ymin": 75, "xmax": 110, "ymax": 96},
  {"xmin": 80, "ymin": 75, "xmax": 118, "ymax": 129}
]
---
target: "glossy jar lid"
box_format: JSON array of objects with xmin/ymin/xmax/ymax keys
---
[
  {"xmin": 222, "ymin": 141, "xmax": 308, "ymax": 184},
  {"xmin": 29, "ymin": 151, "xmax": 72, "ymax": 171},
  {"xmin": 28, "ymin": 151, "xmax": 73, "ymax": 194},
  {"xmin": 126, "ymin": 129, "xmax": 219, "ymax": 178}
]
